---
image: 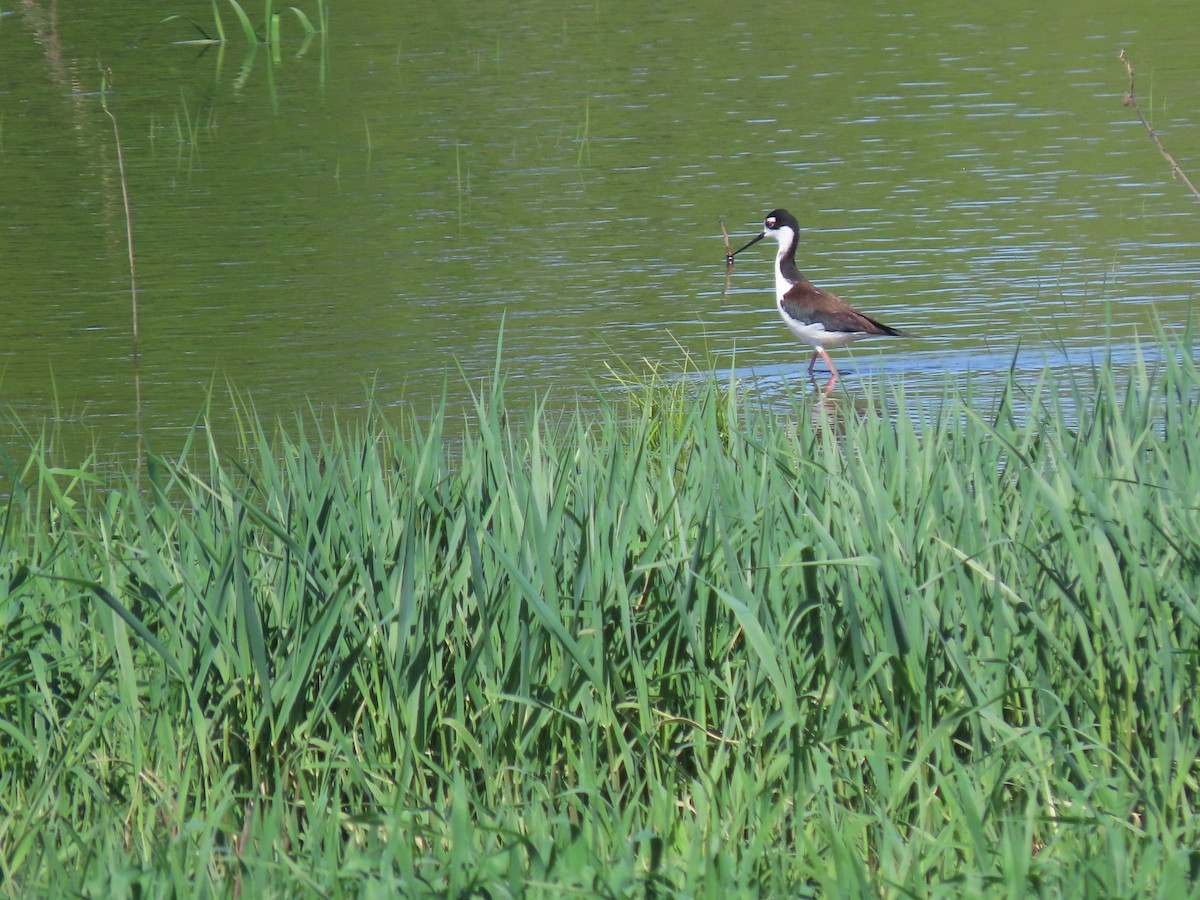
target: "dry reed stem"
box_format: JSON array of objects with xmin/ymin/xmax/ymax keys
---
[{"xmin": 1119, "ymin": 49, "xmax": 1200, "ymax": 202}]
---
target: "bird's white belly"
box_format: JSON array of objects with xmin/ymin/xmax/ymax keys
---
[{"xmin": 776, "ymin": 303, "xmax": 866, "ymax": 350}]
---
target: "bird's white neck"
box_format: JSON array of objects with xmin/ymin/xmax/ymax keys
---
[{"xmin": 772, "ymin": 225, "xmax": 799, "ymax": 299}]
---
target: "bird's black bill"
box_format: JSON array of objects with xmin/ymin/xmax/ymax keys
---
[{"xmin": 727, "ymin": 230, "xmax": 766, "ymax": 264}]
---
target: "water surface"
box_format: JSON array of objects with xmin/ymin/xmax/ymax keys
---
[{"xmin": 2, "ymin": 0, "xmax": 1198, "ymax": 473}]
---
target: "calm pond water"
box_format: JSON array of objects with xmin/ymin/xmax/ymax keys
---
[{"xmin": 3, "ymin": 0, "xmax": 1199, "ymax": 474}]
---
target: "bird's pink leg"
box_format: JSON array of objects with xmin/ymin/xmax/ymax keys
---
[{"xmin": 818, "ymin": 347, "xmax": 841, "ymax": 380}]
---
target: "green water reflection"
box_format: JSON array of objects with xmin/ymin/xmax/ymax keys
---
[{"xmin": 2, "ymin": 0, "xmax": 1198, "ymax": 471}]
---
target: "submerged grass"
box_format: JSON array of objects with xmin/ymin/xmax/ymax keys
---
[
  {"xmin": 165, "ymin": 0, "xmax": 324, "ymax": 48},
  {"xmin": 1, "ymin": 333, "xmax": 1199, "ymax": 895}
]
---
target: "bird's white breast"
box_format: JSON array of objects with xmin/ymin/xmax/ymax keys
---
[{"xmin": 775, "ymin": 298, "xmax": 870, "ymax": 350}]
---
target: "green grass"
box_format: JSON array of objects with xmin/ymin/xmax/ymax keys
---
[
  {"xmin": 165, "ymin": 0, "xmax": 325, "ymax": 48},
  {"xmin": 2, "ymin": 333, "xmax": 1199, "ymax": 895}
]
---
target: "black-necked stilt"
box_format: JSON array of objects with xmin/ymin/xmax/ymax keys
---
[{"xmin": 729, "ymin": 208, "xmax": 908, "ymax": 380}]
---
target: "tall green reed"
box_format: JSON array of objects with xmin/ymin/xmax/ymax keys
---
[{"xmin": 2, "ymin": 331, "xmax": 1198, "ymax": 895}]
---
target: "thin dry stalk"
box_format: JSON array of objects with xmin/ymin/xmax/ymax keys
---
[
  {"xmin": 99, "ymin": 67, "xmax": 139, "ymax": 340},
  {"xmin": 1119, "ymin": 49, "xmax": 1200, "ymax": 202},
  {"xmin": 99, "ymin": 66, "xmax": 144, "ymax": 485}
]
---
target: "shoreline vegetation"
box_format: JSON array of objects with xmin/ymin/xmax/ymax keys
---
[{"xmin": 2, "ymin": 333, "xmax": 1198, "ymax": 895}]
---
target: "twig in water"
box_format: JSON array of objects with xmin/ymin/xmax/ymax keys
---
[
  {"xmin": 718, "ymin": 216, "xmax": 734, "ymax": 304},
  {"xmin": 99, "ymin": 66, "xmax": 140, "ymax": 339},
  {"xmin": 1119, "ymin": 49, "xmax": 1200, "ymax": 202},
  {"xmin": 99, "ymin": 66, "xmax": 143, "ymax": 486},
  {"xmin": 719, "ymin": 216, "xmax": 733, "ymax": 262}
]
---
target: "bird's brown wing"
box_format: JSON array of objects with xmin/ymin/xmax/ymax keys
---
[{"xmin": 780, "ymin": 282, "xmax": 905, "ymax": 337}]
